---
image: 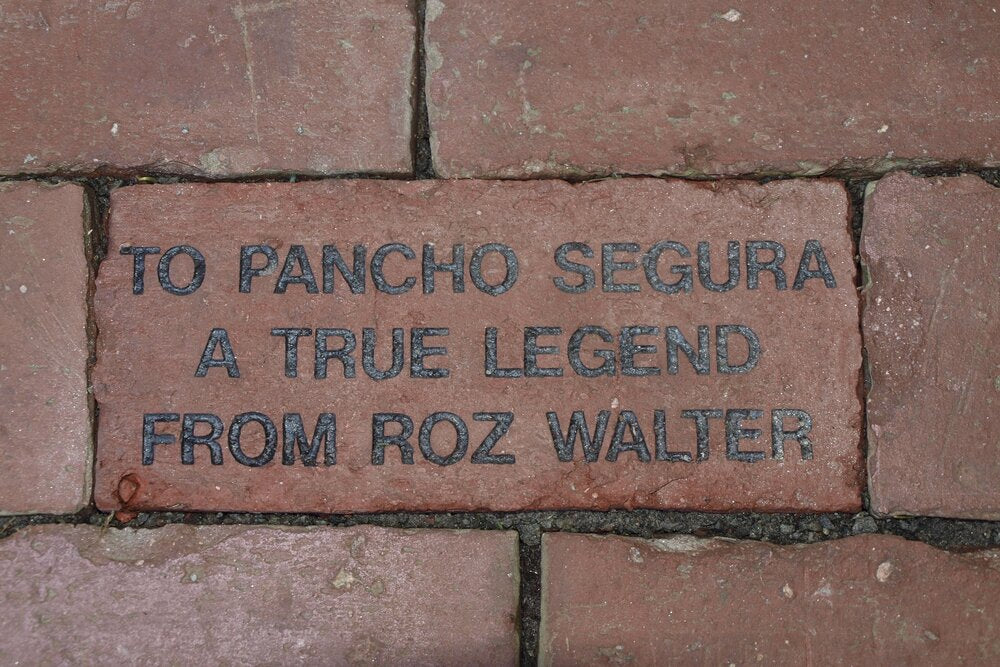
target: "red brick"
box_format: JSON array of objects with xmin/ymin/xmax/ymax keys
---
[
  {"xmin": 541, "ymin": 533, "xmax": 1000, "ymax": 664},
  {"xmin": 863, "ymin": 173, "xmax": 999, "ymax": 518},
  {"xmin": 0, "ymin": 1, "xmax": 413, "ymax": 176},
  {"xmin": 94, "ymin": 178, "xmax": 861, "ymax": 513},
  {"xmin": 425, "ymin": 1, "xmax": 1000, "ymax": 178},
  {"xmin": 0, "ymin": 182, "xmax": 90, "ymax": 514},
  {"xmin": 0, "ymin": 524, "xmax": 518, "ymax": 663}
]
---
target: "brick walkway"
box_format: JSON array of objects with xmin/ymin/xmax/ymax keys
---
[{"xmin": 0, "ymin": 1, "xmax": 997, "ymax": 664}]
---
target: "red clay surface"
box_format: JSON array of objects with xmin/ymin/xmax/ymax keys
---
[
  {"xmin": 0, "ymin": 182, "xmax": 90, "ymax": 514},
  {"xmin": 426, "ymin": 1, "xmax": 1000, "ymax": 177},
  {"xmin": 542, "ymin": 532, "xmax": 1000, "ymax": 664},
  {"xmin": 0, "ymin": 0, "xmax": 414, "ymax": 176},
  {"xmin": 864, "ymin": 173, "xmax": 1000, "ymax": 518},
  {"xmin": 94, "ymin": 179, "xmax": 861, "ymax": 513},
  {"xmin": 0, "ymin": 524, "xmax": 519, "ymax": 664}
]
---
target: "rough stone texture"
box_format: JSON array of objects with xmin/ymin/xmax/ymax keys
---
[
  {"xmin": 0, "ymin": 0, "xmax": 413, "ymax": 176},
  {"xmin": 425, "ymin": 1, "xmax": 1000, "ymax": 178},
  {"xmin": 541, "ymin": 532, "xmax": 1000, "ymax": 665},
  {"xmin": 94, "ymin": 179, "xmax": 861, "ymax": 513},
  {"xmin": 0, "ymin": 182, "xmax": 90, "ymax": 514},
  {"xmin": 863, "ymin": 173, "xmax": 999, "ymax": 519},
  {"xmin": 0, "ymin": 524, "xmax": 519, "ymax": 664}
]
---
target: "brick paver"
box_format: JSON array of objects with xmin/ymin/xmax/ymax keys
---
[
  {"xmin": 93, "ymin": 178, "xmax": 861, "ymax": 514},
  {"xmin": 541, "ymin": 532, "xmax": 1000, "ymax": 664},
  {"xmin": 0, "ymin": 0, "xmax": 414, "ymax": 176},
  {"xmin": 0, "ymin": 524, "xmax": 519, "ymax": 664},
  {"xmin": 863, "ymin": 173, "xmax": 999, "ymax": 518},
  {"xmin": 425, "ymin": 1, "xmax": 1000, "ymax": 177},
  {"xmin": 0, "ymin": 182, "xmax": 90, "ymax": 514}
]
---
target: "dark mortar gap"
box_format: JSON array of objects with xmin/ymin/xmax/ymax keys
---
[
  {"xmin": 81, "ymin": 178, "xmax": 116, "ymax": 509},
  {"xmin": 83, "ymin": 178, "xmax": 115, "ymax": 262},
  {"xmin": 1, "ymin": 160, "xmax": 997, "ymax": 188},
  {"xmin": 517, "ymin": 526, "xmax": 542, "ymax": 667},
  {"xmin": 412, "ymin": 0, "xmax": 436, "ymax": 179},
  {"xmin": 844, "ymin": 178, "xmax": 872, "ymax": 512},
  {"xmin": 979, "ymin": 169, "xmax": 1000, "ymax": 188},
  {"xmin": 4, "ymin": 509, "xmax": 1000, "ymax": 551},
  {"xmin": 845, "ymin": 179, "xmax": 867, "ymax": 249},
  {"xmin": 904, "ymin": 164, "xmax": 981, "ymax": 179}
]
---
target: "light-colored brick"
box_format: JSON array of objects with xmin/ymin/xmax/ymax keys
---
[
  {"xmin": 426, "ymin": 1, "xmax": 1000, "ymax": 177},
  {"xmin": 542, "ymin": 533, "xmax": 1000, "ymax": 665},
  {"xmin": 863, "ymin": 173, "xmax": 999, "ymax": 518},
  {"xmin": 1, "ymin": 0, "xmax": 414, "ymax": 176},
  {"xmin": 0, "ymin": 182, "xmax": 90, "ymax": 514},
  {"xmin": 0, "ymin": 524, "xmax": 519, "ymax": 664}
]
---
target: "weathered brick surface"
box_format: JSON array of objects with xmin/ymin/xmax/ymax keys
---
[
  {"xmin": 0, "ymin": 0, "xmax": 413, "ymax": 176},
  {"xmin": 863, "ymin": 173, "xmax": 999, "ymax": 519},
  {"xmin": 0, "ymin": 182, "xmax": 90, "ymax": 514},
  {"xmin": 425, "ymin": 1, "xmax": 1000, "ymax": 178},
  {"xmin": 93, "ymin": 178, "xmax": 861, "ymax": 514},
  {"xmin": 541, "ymin": 533, "xmax": 1000, "ymax": 665},
  {"xmin": 0, "ymin": 524, "xmax": 519, "ymax": 664}
]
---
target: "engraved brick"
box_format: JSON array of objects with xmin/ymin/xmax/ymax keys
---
[
  {"xmin": 425, "ymin": 1, "xmax": 1000, "ymax": 178},
  {"xmin": 541, "ymin": 532, "xmax": 1000, "ymax": 664},
  {"xmin": 0, "ymin": 182, "xmax": 90, "ymax": 514},
  {"xmin": 93, "ymin": 179, "xmax": 861, "ymax": 513},
  {"xmin": 863, "ymin": 173, "xmax": 999, "ymax": 518},
  {"xmin": 0, "ymin": 525, "xmax": 519, "ymax": 664},
  {"xmin": 1, "ymin": 0, "xmax": 414, "ymax": 176}
]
